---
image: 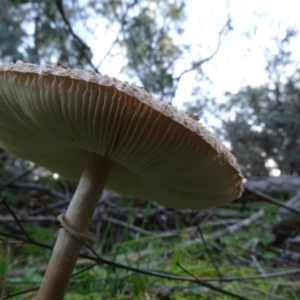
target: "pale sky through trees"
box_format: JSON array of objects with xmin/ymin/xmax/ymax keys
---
[
  {"xmin": 79, "ymin": 0, "xmax": 300, "ymax": 110},
  {"xmin": 76, "ymin": 0, "xmax": 299, "ymax": 177},
  {"xmin": 20, "ymin": 0, "xmax": 300, "ymax": 178}
]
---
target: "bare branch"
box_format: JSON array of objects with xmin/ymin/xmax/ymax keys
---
[
  {"xmin": 279, "ymin": 189, "xmax": 300, "ymax": 215},
  {"xmin": 0, "ymin": 199, "xmax": 31, "ymax": 240},
  {"xmin": 97, "ymin": 1, "xmax": 139, "ymax": 69},
  {"xmin": 0, "ymin": 165, "xmax": 36, "ymax": 191},
  {"xmin": 2, "ymin": 229, "xmax": 300, "ymax": 287},
  {"xmin": 245, "ymin": 186, "xmax": 300, "ymax": 216},
  {"xmin": 55, "ymin": 0, "xmax": 99, "ymax": 73},
  {"xmin": 175, "ymin": 16, "xmax": 233, "ymax": 82},
  {"xmin": 0, "ymin": 180, "xmax": 70, "ymax": 203},
  {"xmin": 177, "ymin": 263, "xmax": 249, "ymax": 300}
]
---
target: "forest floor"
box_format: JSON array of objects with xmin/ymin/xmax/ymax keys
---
[{"xmin": 1, "ymin": 169, "xmax": 300, "ymax": 299}]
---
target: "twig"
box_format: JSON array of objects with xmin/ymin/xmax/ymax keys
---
[
  {"xmin": 55, "ymin": 0, "xmax": 99, "ymax": 73},
  {"xmin": 279, "ymin": 189, "xmax": 300, "ymax": 215},
  {"xmin": 213, "ymin": 211, "xmax": 249, "ymax": 218},
  {"xmin": 245, "ymin": 186, "xmax": 300, "ymax": 216},
  {"xmin": 0, "ymin": 216, "xmax": 57, "ymax": 223},
  {"xmin": 175, "ymin": 16, "xmax": 233, "ymax": 82},
  {"xmin": 0, "ymin": 231, "xmax": 52, "ymax": 251},
  {"xmin": 0, "ymin": 180, "xmax": 70, "ymax": 203},
  {"xmin": 240, "ymin": 283, "xmax": 286, "ymax": 300},
  {"xmin": 274, "ymin": 281, "xmax": 300, "ymax": 287},
  {"xmin": 0, "ymin": 165, "xmax": 36, "ymax": 191},
  {"xmin": 250, "ymin": 238, "xmax": 266, "ymax": 277},
  {"xmin": 4, "ymin": 286, "xmax": 38, "ymax": 299},
  {"xmin": 0, "ymin": 199, "xmax": 31, "ymax": 241},
  {"xmin": 1, "ymin": 230, "xmax": 299, "ymax": 284},
  {"xmin": 101, "ymin": 215, "xmax": 241, "ymax": 239},
  {"xmin": 197, "ymin": 214, "xmax": 223, "ymax": 280},
  {"xmin": 212, "ymin": 242, "xmax": 251, "ymax": 265},
  {"xmin": 235, "ymin": 245, "xmax": 300, "ymax": 268},
  {"xmin": 182, "ymin": 209, "xmax": 265, "ymax": 248},
  {"xmin": 177, "ymin": 263, "xmax": 250, "ymax": 300},
  {"xmin": 102, "ymin": 216, "xmax": 155, "ymax": 235},
  {"xmin": 4, "ymin": 262, "xmax": 99, "ymax": 299},
  {"xmin": 95, "ymin": 0, "xmax": 135, "ymax": 71}
]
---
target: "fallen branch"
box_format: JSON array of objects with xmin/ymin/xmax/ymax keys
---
[
  {"xmin": 179, "ymin": 209, "xmax": 264, "ymax": 249},
  {"xmin": 244, "ymin": 175, "xmax": 300, "ymax": 195},
  {"xmin": 245, "ymin": 187, "xmax": 300, "ymax": 216},
  {"xmin": 279, "ymin": 190, "xmax": 300, "ymax": 216},
  {"xmin": 2, "ymin": 229, "xmax": 299, "ymax": 284}
]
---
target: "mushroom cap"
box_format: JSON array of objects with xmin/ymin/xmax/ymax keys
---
[{"xmin": 0, "ymin": 63, "xmax": 243, "ymax": 209}]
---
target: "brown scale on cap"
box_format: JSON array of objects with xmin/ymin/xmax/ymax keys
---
[{"xmin": 187, "ymin": 113, "xmax": 200, "ymax": 121}]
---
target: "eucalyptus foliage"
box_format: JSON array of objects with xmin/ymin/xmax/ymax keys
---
[{"xmin": 221, "ymin": 29, "xmax": 300, "ymax": 176}]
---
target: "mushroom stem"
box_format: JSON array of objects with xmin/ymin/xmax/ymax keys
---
[{"xmin": 37, "ymin": 154, "xmax": 110, "ymax": 300}]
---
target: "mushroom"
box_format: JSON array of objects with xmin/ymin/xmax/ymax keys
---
[{"xmin": 0, "ymin": 63, "xmax": 243, "ymax": 299}]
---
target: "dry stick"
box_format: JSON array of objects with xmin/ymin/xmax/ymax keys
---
[
  {"xmin": 0, "ymin": 231, "xmax": 52, "ymax": 251},
  {"xmin": 101, "ymin": 217, "xmax": 240, "ymax": 238},
  {"xmin": 0, "ymin": 180, "xmax": 70, "ymax": 204},
  {"xmin": 36, "ymin": 155, "xmax": 110, "ymax": 300},
  {"xmin": 86, "ymin": 0, "xmax": 138, "ymax": 70},
  {"xmin": 0, "ymin": 216, "xmax": 57, "ymax": 222},
  {"xmin": 212, "ymin": 242, "xmax": 251, "ymax": 265},
  {"xmin": 1, "ymin": 209, "xmax": 266, "ymax": 294},
  {"xmin": 182, "ymin": 209, "xmax": 265, "ymax": 248},
  {"xmin": 55, "ymin": 0, "xmax": 99, "ymax": 73},
  {"xmin": 279, "ymin": 189, "xmax": 300, "ymax": 215},
  {"xmin": 0, "ymin": 205, "xmax": 295, "ymax": 298},
  {"xmin": 236, "ymin": 245, "xmax": 300, "ymax": 268},
  {"xmin": 240, "ymin": 283, "xmax": 286, "ymax": 300},
  {"xmin": 168, "ymin": 15, "xmax": 233, "ymax": 103},
  {"xmin": 0, "ymin": 215, "xmax": 153, "ymax": 235},
  {"xmin": 102, "ymin": 216, "xmax": 155, "ymax": 235},
  {"xmin": 177, "ymin": 263, "xmax": 250, "ymax": 300},
  {"xmin": 0, "ymin": 165, "xmax": 37, "ymax": 191},
  {"xmin": 0, "ymin": 199, "xmax": 31, "ymax": 241},
  {"xmin": 4, "ymin": 263, "xmax": 99, "ymax": 299},
  {"xmin": 205, "ymin": 209, "xmax": 264, "ymax": 241},
  {"xmin": 197, "ymin": 214, "xmax": 224, "ymax": 280},
  {"xmin": 2, "ymin": 229, "xmax": 300, "ymax": 286},
  {"xmin": 250, "ymin": 238, "xmax": 266, "ymax": 277},
  {"xmin": 199, "ymin": 230, "xmax": 223, "ymax": 280},
  {"xmin": 245, "ymin": 186, "xmax": 300, "ymax": 215}
]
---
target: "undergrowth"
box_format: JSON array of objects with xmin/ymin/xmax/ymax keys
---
[{"xmin": 0, "ymin": 169, "xmax": 300, "ymax": 300}]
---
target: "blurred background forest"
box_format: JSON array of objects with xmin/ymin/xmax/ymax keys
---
[{"xmin": 1, "ymin": 0, "xmax": 300, "ymax": 299}]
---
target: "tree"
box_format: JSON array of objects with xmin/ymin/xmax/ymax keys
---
[
  {"xmin": 220, "ymin": 29, "xmax": 300, "ymax": 177},
  {"xmin": 1, "ymin": 0, "xmax": 232, "ymax": 105},
  {"xmin": 121, "ymin": 2, "xmax": 184, "ymax": 102},
  {"xmin": 0, "ymin": 0, "xmax": 95, "ymax": 68}
]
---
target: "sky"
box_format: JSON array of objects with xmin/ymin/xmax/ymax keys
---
[
  {"xmin": 4, "ymin": 0, "xmax": 298, "ymax": 180},
  {"xmin": 74, "ymin": 0, "xmax": 300, "ymax": 177},
  {"xmin": 83, "ymin": 0, "xmax": 300, "ymax": 110},
  {"xmin": 188, "ymin": 0, "xmax": 300, "ymax": 101}
]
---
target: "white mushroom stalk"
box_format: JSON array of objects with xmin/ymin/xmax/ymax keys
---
[{"xmin": 37, "ymin": 154, "xmax": 110, "ymax": 299}]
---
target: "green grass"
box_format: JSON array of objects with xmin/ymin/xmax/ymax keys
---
[{"xmin": 1, "ymin": 198, "xmax": 300, "ymax": 299}]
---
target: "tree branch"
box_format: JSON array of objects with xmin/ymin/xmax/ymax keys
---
[
  {"xmin": 55, "ymin": 0, "xmax": 99, "ymax": 73},
  {"xmin": 175, "ymin": 17, "xmax": 233, "ymax": 82}
]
